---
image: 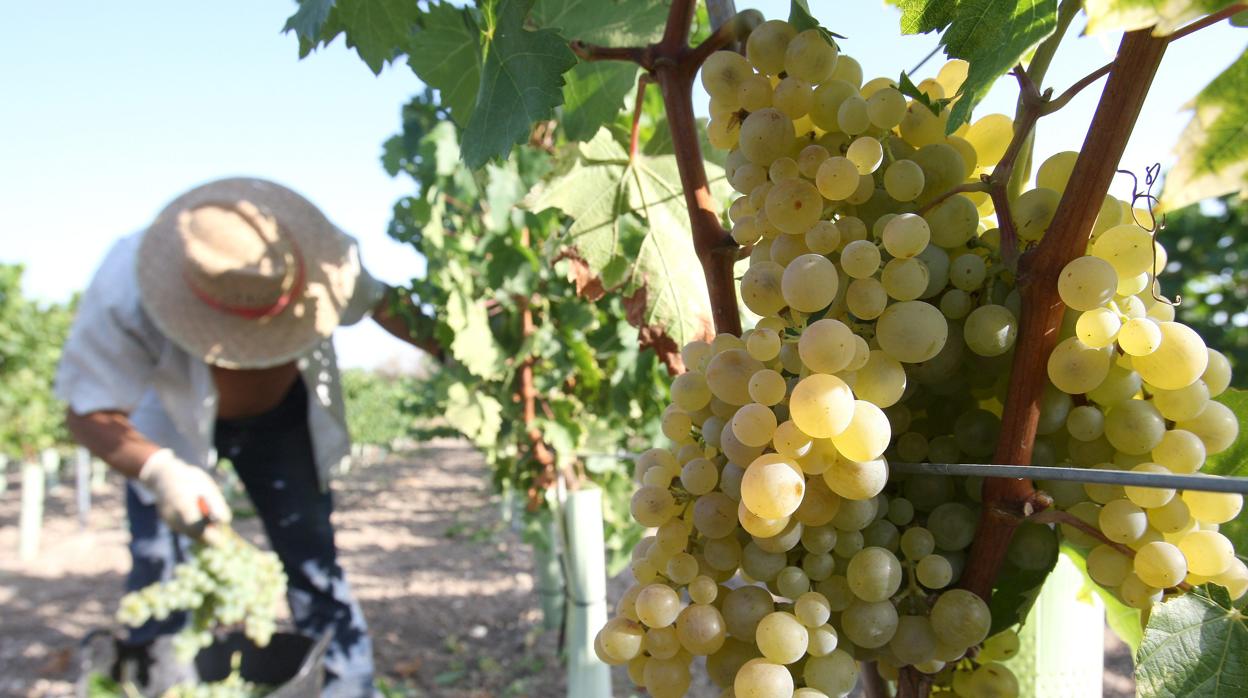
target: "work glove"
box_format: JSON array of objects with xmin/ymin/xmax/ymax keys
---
[{"xmin": 138, "ymin": 449, "xmax": 232, "ymax": 536}]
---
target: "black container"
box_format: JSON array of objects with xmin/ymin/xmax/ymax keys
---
[{"xmin": 78, "ymin": 629, "xmax": 332, "ymax": 697}]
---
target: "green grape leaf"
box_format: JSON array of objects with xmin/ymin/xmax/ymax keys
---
[
  {"xmin": 461, "ymin": 0, "xmax": 578, "ymax": 169},
  {"xmin": 531, "ymin": 129, "xmax": 715, "ymax": 363},
  {"xmin": 292, "ymin": 0, "xmax": 424, "ymax": 74},
  {"xmin": 407, "ymin": 2, "xmax": 484, "ymax": 127},
  {"xmin": 788, "ymin": 0, "xmax": 846, "ymax": 41},
  {"xmin": 885, "ymin": 0, "xmax": 958, "ymax": 34},
  {"xmin": 1084, "ymin": 0, "xmax": 1241, "ymax": 35},
  {"xmin": 444, "ymin": 266, "xmax": 506, "ymax": 380},
  {"xmin": 1200, "ymin": 389, "xmax": 1248, "ymax": 553},
  {"xmin": 283, "ymin": 0, "xmax": 335, "ymax": 44},
  {"xmin": 560, "ymin": 62, "xmax": 640, "ymax": 142},
  {"xmin": 988, "ymin": 548, "xmax": 1060, "ymax": 635},
  {"xmin": 1136, "ymin": 585, "xmax": 1248, "ymax": 697},
  {"xmin": 444, "ymin": 383, "xmax": 504, "ymax": 446},
  {"xmin": 1161, "ymin": 48, "xmax": 1248, "ymax": 212},
  {"xmin": 1063, "ymin": 544, "xmax": 1145, "ymax": 653},
  {"xmin": 898, "ymin": 71, "xmax": 952, "ymax": 116},
  {"xmin": 942, "ymin": 0, "xmax": 1059, "ymax": 131}
]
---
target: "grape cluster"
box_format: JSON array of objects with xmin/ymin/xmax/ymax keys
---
[
  {"xmin": 596, "ymin": 14, "xmax": 1242, "ymax": 698},
  {"xmin": 162, "ymin": 665, "xmax": 270, "ymax": 698},
  {"xmin": 117, "ymin": 528, "xmax": 287, "ymax": 662}
]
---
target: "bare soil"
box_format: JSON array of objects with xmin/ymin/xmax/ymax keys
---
[{"xmin": 0, "ymin": 441, "xmax": 1134, "ymax": 698}]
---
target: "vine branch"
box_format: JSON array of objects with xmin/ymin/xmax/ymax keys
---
[
  {"xmin": 1167, "ymin": 3, "xmax": 1248, "ymax": 42},
  {"xmin": 1044, "ymin": 62, "xmax": 1113, "ymax": 114}
]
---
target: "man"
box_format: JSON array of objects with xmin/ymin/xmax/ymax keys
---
[{"xmin": 56, "ymin": 177, "xmax": 433, "ymax": 697}]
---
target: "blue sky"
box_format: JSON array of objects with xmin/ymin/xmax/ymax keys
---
[{"xmin": 2, "ymin": 2, "xmax": 1242, "ymax": 368}]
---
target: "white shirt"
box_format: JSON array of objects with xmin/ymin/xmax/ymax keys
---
[{"xmin": 54, "ymin": 232, "xmax": 387, "ymax": 491}]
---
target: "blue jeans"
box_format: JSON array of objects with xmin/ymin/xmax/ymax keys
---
[{"xmin": 124, "ymin": 379, "xmax": 374, "ymax": 698}]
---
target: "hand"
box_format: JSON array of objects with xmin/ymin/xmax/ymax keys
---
[{"xmin": 138, "ymin": 449, "xmax": 232, "ymax": 536}]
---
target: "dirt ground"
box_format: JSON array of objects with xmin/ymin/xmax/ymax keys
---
[{"xmin": 0, "ymin": 441, "xmax": 1133, "ymax": 698}]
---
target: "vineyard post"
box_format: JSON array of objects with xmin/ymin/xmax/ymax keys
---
[
  {"xmin": 19, "ymin": 458, "xmax": 43, "ymax": 560},
  {"xmin": 0, "ymin": 454, "xmax": 8, "ymax": 495},
  {"xmin": 75, "ymin": 446, "xmax": 91, "ymax": 529}
]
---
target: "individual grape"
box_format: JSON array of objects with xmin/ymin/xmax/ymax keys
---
[
  {"xmin": 782, "ymin": 253, "xmax": 839, "ymax": 312},
  {"xmin": 739, "ymin": 108, "xmax": 797, "ymax": 166},
  {"xmin": 816, "ymin": 156, "xmax": 862, "ymax": 201},
  {"xmin": 949, "ymin": 253, "xmax": 987, "ymax": 292},
  {"xmin": 1103, "ymin": 399, "xmax": 1166, "ymax": 455},
  {"xmin": 741, "ymin": 261, "xmax": 786, "ymax": 317},
  {"xmin": 785, "ymin": 28, "xmax": 838, "ymax": 83},
  {"xmin": 837, "ymin": 95, "xmax": 871, "ymax": 135},
  {"xmin": 882, "ymin": 214, "xmax": 931, "ymax": 259},
  {"xmin": 675, "ymin": 603, "xmax": 727, "ymax": 655},
  {"xmin": 789, "ymin": 373, "xmax": 855, "ymax": 439},
  {"xmin": 1076, "ymin": 307, "xmax": 1122, "ymax": 349},
  {"xmin": 1179, "ymin": 530, "xmax": 1235, "ymax": 576},
  {"xmin": 940, "ymin": 288, "xmax": 973, "ymax": 319},
  {"xmin": 840, "ymin": 240, "xmax": 882, "ymax": 279},
  {"xmin": 806, "ymin": 625, "xmax": 839, "ymax": 659},
  {"xmin": 1133, "ymin": 540, "xmax": 1187, "ymax": 589},
  {"xmin": 1152, "ymin": 381, "xmax": 1210, "ymax": 422},
  {"xmin": 831, "ymin": 401, "xmax": 891, "ymax": 462},
  {"xmin": 1012, "ymin": 188, "xmax": 1061, "ymax": 241},
  {"xmin": 733, "ymin": 402, "xmax": 779, "ymax": 448},
  {"xmin": 771, "ymin": 230, "xmax": 813, "ymax": 266},
  {"xmin": 1123, "ymin": 462, "xmax": 1176, "ymax": 507},
  {"xmin": 1132, "ymin": 321, "xmax": 1209, "ymax": 390},
  {"xmin": 876, "ymin": 301, "xmax": 948, "ymax": 364},
  {"xmin": 883, "ymin": 159, "xmax": 925, "ymax": 202},
  {"xmin": 824, "ymin": 456, "xmax": 889, "ymax": 501},
  {"xmin": 930, "ymin": 589, "xmax": 991, "ymax": 648},
  {"xmin": 847, "ymin": 277, "xmax": 888, "ymax": 320},
  {"xmin": 745, "ymin": 19, "xmax": 796, "ymax": 74},
  {"xmin": 925, "ymin": 194, "xmax": 980, "ymax": 248},
  {"xmin": 1182, "ymin": 486, "xmax": 1243, "ymax": 525},
  {"xmin": 804, "ymin": 220, "xmax": 841, "ymax": 254},
  {"xmin": 768, "ymin": 156, "xmax": 800, "ymax": 184},
  {"xmin": 847, "ymin": 136, "xmax": 884, "ymax": 175},
  {"xmin": 899, "ymin": 101, "xmax": 946, "ymax": 147},
  {"xmin": 842, "ymin": 599, "xmax": 899, "ymax": 648},
  {"xmin": 1119, "ymin": 572, "xmax": 1162, "ymax": 609},
  {"xmin": 1177, "ymin": 400, "xmax": 1240, "ymax": 454},
  {"xmin": 963, "ymin": 304, "xmax": 1018, "ymax": 357},
  {"xmin": 916, "ymin": 554, "xmax": 953, "ymax": 589},
  {"xmin": 867, "ymin": 87, "xmax": 907, "ymax": 129},
  {"xmin": 1058, "ymin": 256, "xmax": 1118, "ymax": 311},
  {"xmin": 1037, "ymin": 150, "xmax": 1079, "ymax": 192},
  {"xmin": 597, "ymin": 617, "xmax": 646, "ymax": 663},
  {"xmin": 735, "ymin": 659, "xmax": 794, "ymax": 697},
  {"xmin": 741, "ymin": 453, "xmax": 806, "ymax": 519},
  {"xmin": 1092, "ymin": 223, "xmax": 1156, "ymax": 278},
  {"xmin": 964, "ymin": 113, "xmax": 1013, "ymax": 166},
  {"xmin": 755, "ymin": 611, "xmax": 808, "ymax": 663},
  {"xmin": 774, "ymin": 77, "xmax": 814, "ymax": 119},
  {"xmin": 888, "ymin": 615, "xmax": 939, "ymax": 667},
  {"xmin": 767, "ymin": 178, "xmax": 824, "ymax": 235},
  {"xmin": 846, "ymin": 547, "xmax": 903, "ymax": 602},
  {"xmin": 810, "ymin": 79, "xmax": 858, "ymax": 131},
  {"xmin": 1203, "ymin": 348, "xmax": 1233, "ymax": 396},
  {"xmin": 702, "ymin": 50, "xmax": 754, "ymax": 101},
  {"xmin": 1006, "ymin": 522, "xmax": 1058, "ymax": 571},
  {"xmin": 1047, "ymin": 337, "xmax": 1112, "ymax": 395},
  {"xmin": 738, "ymin": 72, "xmax": 774, "ymax": 111},
  {"xmin": 803, "ymin": 650, "xmax": 859, "ymax": 697},
  {"xmin": 970, "ymin": 662, "xmax": 1020, "ymax": 698},
  {"xmin": 1099, "ymin": 499, "xmax": 1148, "ymax": 544},
  {"xmin": 798, "ymin": 318, "xmax": 855, "ymax": 374},
  {"xmin": 979, "ymin": 629, "xmax": 1022, "ymax": 663},
  {"xmin": 692, "ymin": 492, "xmax": 737, "ymax": 539},
  {"xmin": 1118, "ymin": 317, "xmax": 1162, "ymax": 357}
]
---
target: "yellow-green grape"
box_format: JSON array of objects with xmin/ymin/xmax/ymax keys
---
[
  {"xmin": 707, "ymin": 116, "xmax": 741, "ymax": 150},
  {"xmin": 881, "ymin": 258, "xmax": 930, "ymax": 301},
  {"xmin": 949, "ymin": 253, "xmax": 987, "ymax": 291},
  {"xmin": 730, "ymin": 162, "xmax": 769, "ymax": 195},
  {"xmin": 1213, "ymin": 558, "xmax": 1248, "ymax": 601},
  {"xmin": 970, "ymin": 663, "xmax": 1020, "ymax": 698},
  {"xmin": 784, "ymin": 29, "xmax": 838, "ymax": 83},
  {"xmin": 1037, "ymin": 150, "xmax": 1079, "ymax": 192},
  {"xmin": 936, "ymin": 58, "xmax": 969, "ymax": 94},
  {"xmin": 1087, "ymin": 544, "xmax": 1133, "ymax": 587},
  {"xmin": 846, "ymin": 547, "xmax": 903, "ymax": 603},
  {"xmin": 847, "ymin": 136, "xmax": 884, "ymax": 175},
  {"xmin": 770, "ymin": 231, "xmax": 813, "ymax": 266},
  {"xmin": 1119, "ymin": 572, "xmax": 1162, "ymax": 609},
  {"xmin": 741, "ymin": 453, "xmax": 806, "ymax": 519},
  {"xmin": 882, "ymin": 213, "xmax": 931, "ymax": 259},
  {"xmin": 900, "ymin": 527, "xmax": 936, "ymax": 561},
  {"xmin": 899, "ymin": 101, "xmax": 946, "ymax": 147},
  {"xmin": 746, "ymin": 19, "xmax": 796, "ymax": 75},
  {"xmin": 1104, "ymin": 399, "xmax": 1166, "ymax": 455},
  {"xmin": 876, "ymin": 301, "xmax": 948, "ymax": 364},
  {"xmin": 1134, "ymin": 540, "xmax": 1188, "ymax": 588},
  {"xmin": 1066, "ymin": 405, "xmax": 1105, "ymax": 441},
  {"xmin": 1148, "ymin": 495, "xmax": 1193, "ymax": 534},
  {"xmin": 1178, "ymin": 529, "xmax": 1235, "ymax": 576},
  {"xmin": 774, "ymin": 77, "xmax": 813, "ymax": 119},
  {"xmin": 733, "ymin": 402, "xmax": 779, "ymax": 448},
  {"xmin": 632, "ymin": 486, "xmax": 675, "ymax": 527},
  {"xmin": 794, "ymin": 592, "xmax": 832, "ymax": 629},
  {"xmin": 675, "ymin": 603, "xmax": 727, "ymax": 656},
  {"xmin": 1118, "ymin": 318, "xmax": 1162, "ymax": 357},
  {"xmin": 774, "ymin": 420, "xmax": 814, "ymax": 458},
  {"xmin": 635, "ymin": 583, "xmax": 682, "ymax": 628},
  {"xmin": 789, "ymin": 373, "xmax": 854, "ymax": 439},
  {"xmin": 916, "ymin": 554, "xmax": 953, "ymax": 589},
  {"xmin": 749, "ymin": 368, "xmax": 788, "ymax": 406},
  {"xmin": 597, "ymin": 616, "xmax": 645, "ymax": 664},
  {"xmin": 963, "ymin": 304, "xmax": 1018, "ymax": 357},
  {"xmin": 1047, "ymin": 337, "xmax": 1111, "ymax": 395},
  {"xmin": 836, "ymin": 215, "xmax": 869, "ymax": 246},
  {"xmin": 746, "ymin": 327, "xmax": 782, "ymax": 362},
  {"xmin": 964, "ymin": 113, "xmax": 1013, "ymax": 167},
  {"xmin": 739, "ymin": 108, "xmax": 796, "ymax": 166},
  {"xmin": 979, "ymin": 629, "xmax": 1021, "ymax": 663},
  {"xmin": 923, "ymin": 194, "xmax": 979, "ymax": 248},
  {"xmin": 1203, "ymin": 348, "xmax": 1233, "ymax": 396},
  {"xmin": 769, "ymin": 157, "xmax": 800, "ymax": 183},
  {"xmin": 913, "ymin": 143, "xmax": 967, "ymax": 202},
  {"xmin": 866, "ymin": 86, "xmax": 907, "ymax": 129},
  {"xmin": 678, "ymin": 459, "xmax": 716, "ymax": 498},
  {"xmin": 803, "ymin": 650, "xmax": 858, "ymax": 697},
  {"xmin": 946, "ymin": 134, "xmax": 979, "ymax": 174},
  {"xmin": 797, "ymin": 144, "xmax": 830, "ymax": 179},
  {"xmin": 1087, "ymin": 363, "xmax": 1142, "ymax": 406},
  {"xmin": 661, "ymin": 406, "xmax": 693, "ymax": 443},
  {"xmin": 702, "ymin": 50, "xmax": 754, "ymax": 102},
  {"xmin": 1058, "ymin": 255, "xmax": 1118, "ymax": 311},
  {"xmin": 1124, "ymin": 462, "xmax": 1176, "ymax": 507},
  {"xmin": 798, "ymin": 318, "xmax": 855, "ymax": 374},
  {"xmin": 666, "ymin": 552, "xmax": 699, "ymax": 585},
  {"xmin": 854, "ymin": 349, "xmax": 907, "ymax": 408},
  {"xmin": 1118, "ymin": 271, "xmax": 1151, "ymax": 296},
  {"xmin": 735, "ymin": 658, "xmax": 794, "ymax": 697},
  {"xmin": 846, "ymin": 334, "xmax": 872, "ymax": 371},
  {"xmin": 1132, "ymin": 322, "xmax": 1209, "ymax": 390},
  {"xmin": 1012, "ymin": 188, "xmax": 1061, "ymax": 241},
  {"xmin": 1092, "ymin": 223, "xmax": 1155, "ymax": 278},
  {"xmin": 1076, "ymin": 307, "xmax": 1122, "ymax": 349},
  {"xmin": 842, "ymin": 599, "xmax": 899, "ymax": 649},
  {"xmin": 809, "ymin": 79, "xmax": 857, "ymax": 131},
  {"xmin": 782, "ymin": 253, "xmax": 839, "ymax": 312},
  {"xmin": 940, "ymin": 288, "xmax": 973, "ymax": 319},
  {"xmin": 830, "ymin": 53, "xmax": 863, "ymax": 86},
  {"xmin": 847, "ymin": 277, "xmax": 888, "ymax": 320},
  {"xmin": 840, "ymin": 239, "xmax": 881, "ymax": 278},
  {"xmin": 740, "ymin": 261, "xmax": 786, "ymax": 317},
  {"xmin": 731, "ymin": 216, "xmax": 763, "ymax": 246},
  {"xmin": 837, "ymin": 95, "xmax": 871, "ymax": 135},
  {"xmin": 766, "ymin": 178, "xmax": 823, "ymax": 235},
  {"xmin": 688, "ymin": 576, "xmax": 718, "ymax": 606},
  {"xmin": 1177, "ymin": 400, "xmax": 1239, "ymax": 454},
  {"xmin": 1182, "ymin": 487, "xmax": 1244, "ymax": 525},
  {"xmin": 755, "ymin": 611, "xmax": 809, "ymax": 664},
  {"xmin": 805, "ymin": 220, "xmax": 840, "ymax": 254},
  {"xmin": 884, "ymin": 159, "xmax": 925, "ymax": 202},
  {"xmin": 670, "ymin": 371, "xmax": 711, "ymax": 412},
  {"xmin": 831, "ymin": 401, "xmax": 891, "ymax": 462},
  {"xmin": 1152, "ymin": 381, "xmax": 1210, "ymax": 422},
  {"xmin": 929, "ymin": 589, "xmax": 991, "ymax": 650},
  {"xmin": 816, "ymin": 155, "xmax": 861, "ymax": 200},
  {"xmin": 1099, "ymin": 499, "xmax": 1148, "ymax": 544},
  {"xmin": 738, "ymin": 72, "xmax": 774, "ymax": 111}
]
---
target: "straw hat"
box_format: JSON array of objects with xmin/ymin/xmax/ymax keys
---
[{"xmin": 137, "ymin": 177, "xmax": 360, "ymax": 369}]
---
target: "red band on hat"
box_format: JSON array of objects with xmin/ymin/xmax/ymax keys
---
[{"xmin": 186, "ymin": 247, "xmax": 306, "ymax": 320}]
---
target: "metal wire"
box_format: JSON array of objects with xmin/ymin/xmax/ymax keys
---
[{"xmin": 576, "ymin": 452, "xmax": 1248, "ymax": 495}]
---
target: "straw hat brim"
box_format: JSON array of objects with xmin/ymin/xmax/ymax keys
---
[{"xmin": 137, "ymin": 177, "xmax": 360, "ymax": 369}]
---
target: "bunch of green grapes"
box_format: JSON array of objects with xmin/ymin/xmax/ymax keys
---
[
  {"xmin": 117, "ymin": 528, "xmax": 287, "ymax": 661},
  {"xmin": 597, "ymin": 12, "xmax": 1243, "ymax": 698}
]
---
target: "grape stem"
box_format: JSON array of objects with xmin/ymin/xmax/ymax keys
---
[
  {"xmin": 518, "ymin": 228, "xmax": 558, "ymax": 508},
  {"xmin": 915, "ymin": 181, "xmax": 990, "ymax": 216},
  {"xmin": 568, "ymin": 0, "xmax": 746, "ymax": 336},
  {"xmin": 1166, "ymin": 3, "xmax": 1248, "ymax": 42},
  {"xmin": 629, "ymin": 76, "xmax": 652, "ymax": 161},
  {"xmin": 862, "ymin": 661, "xmax": 894, "ymax": 698},
  {"xmin": 1043, "ymin": 62, "xmax": 1113, "ymax": 115}
]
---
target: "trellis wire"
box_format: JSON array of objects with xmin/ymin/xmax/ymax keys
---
[{"xmin": 576, "ymin": 452, "xmax": 1248, "ymax": 494}]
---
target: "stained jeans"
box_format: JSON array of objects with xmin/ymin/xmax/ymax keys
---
[{"xmin": 123, "ymin": 379, "xmax": 374, "ymax": 697}]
